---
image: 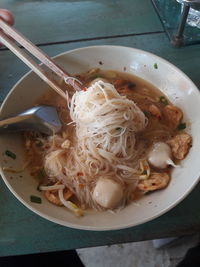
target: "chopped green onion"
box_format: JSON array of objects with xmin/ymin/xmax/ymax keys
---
[
  {"xmin": 37, "ymin": 168, "xmax": 45, "ymax": 180},
  {"xmin": 154, "ymin": 63, "xmax": 158, "ymax": 69},
  {"xmin": 143, "ymin": 111, "xmax": 149, "ymax": 117},
  {"xmin": 177, "ymin": 122, "xmax": 186, "ymax": 130},
  {"xmin": 159, "ymin": 96, "xmax": 168, "ymax": 106},
  {"xmin": 5, "ymin": 150, "xmax": 16, "ymax": 159},
  {"xmin": 30, "ymin": 195, "xmax": 42, "ymax": 204}
]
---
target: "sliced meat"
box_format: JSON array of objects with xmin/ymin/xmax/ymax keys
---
[
  {"xmin": 44, "ymin": 190, "xmax": 63, "ymax": 206},
  {"xmin": 148, "ymin": 104, "xmax": 161, "ymax": 119},
  {"xmin": 137, "ymin": 172, "xmax": 170, "ymax": 192},
  {"xmin": 163, "ymin": 105, "xmax": 183, "ymax": 129},
  {"xmin": 167, "ymin": 133, "xmax": 192, "ymax": 160},
  {"xmin": 44, "ymin": 187, "xmax": 73, "ymax": 206}
]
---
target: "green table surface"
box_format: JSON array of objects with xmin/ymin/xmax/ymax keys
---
[{"xmin": 0, "ymin": 0, "xmax": 200, "ymax": 257}]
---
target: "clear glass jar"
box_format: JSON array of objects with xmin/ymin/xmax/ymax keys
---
[{"xmin": 177, "ymin": 0, "xmax": 200, "ymax": 29}]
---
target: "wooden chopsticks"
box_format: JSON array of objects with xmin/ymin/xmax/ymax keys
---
[{"xmin": 0, "ymin": 19, "xmax": 85, "ymax": 98}]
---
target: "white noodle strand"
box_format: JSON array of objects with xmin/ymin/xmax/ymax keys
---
[{"xmin": 44, "ymin": 80, "xmax": 147, "ymax": 210}]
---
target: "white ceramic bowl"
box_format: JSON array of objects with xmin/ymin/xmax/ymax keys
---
[{"xmin": 1, "ymin": 45, "xmax": 200, "ymax": 231}]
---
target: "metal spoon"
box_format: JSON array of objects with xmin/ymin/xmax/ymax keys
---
[{"xmin": 0, "ymin": 105, "xmax": 62, "ymax": 135}]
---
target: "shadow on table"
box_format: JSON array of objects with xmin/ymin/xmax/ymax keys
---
[{"xmin": 0, "ymin": 250, "xmax": 84, "ymax": 267}]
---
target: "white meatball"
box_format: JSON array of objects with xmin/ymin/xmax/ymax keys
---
[
  {"xmin": 148, "ymin": 142, "xmax": 176, "ymax": 169},
  {"xmin": 92, "ymin": 178, "xmax": 123, "ymax": 209}
]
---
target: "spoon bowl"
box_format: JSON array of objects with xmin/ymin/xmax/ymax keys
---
[{"xmin": 0, "ymin": 105, "xmax": 62, "ymax": 135}]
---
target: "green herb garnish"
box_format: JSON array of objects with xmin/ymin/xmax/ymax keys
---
[
  {"xmin": 37, "ymin": 168, "xmax": 45, "ymax": 180},
  {"xmin": 143, "ymin": 111, "xmax": 149, "ymax": 117},
  {"xmin": 154, "ymin": 63, "xmax": 158, "ymax": 69},
  {"xmin": 5, "ymin": 150, "xmax": 16, "ymax": 159},
  {"xmin": 159, "ymin": 96, "xmax": 168, "ymax": 106},
  {"xmin": 30, "ymin": 195, "xmax": 42, "ymax": 204},
  {"xmin": 177, "ymin": 122, "xmax": 186, "ymax": 130},
  {"xmin": 116, "ymin": 127, "xmax": 122, "ymax": 131}
]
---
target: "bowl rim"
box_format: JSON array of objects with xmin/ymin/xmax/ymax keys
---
[{"xmin": 1, "ymin": 45, "xmax": 200, "ymax": 231}]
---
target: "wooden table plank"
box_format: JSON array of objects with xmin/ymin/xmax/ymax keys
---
[
  {"xmin": 0, "ymin": 32, "xmax": 200, "ymax": 256},
  {"xmin": 0, "ymin": 0, "xmax": 163, "ymax": 45}
]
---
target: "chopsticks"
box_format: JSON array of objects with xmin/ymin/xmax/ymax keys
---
[{"xmin": 0, "ymin": 19, "xmax": 85, "ymax": 99}]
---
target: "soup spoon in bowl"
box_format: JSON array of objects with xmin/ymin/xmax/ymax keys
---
[{"xmin": 0, "ymin": 105, "xmax": 62, "ymax": 135}]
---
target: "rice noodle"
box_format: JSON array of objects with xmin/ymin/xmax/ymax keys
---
[
  {"xmin": 3, "ymin": 159, "xmax": 31, "ymax": 173},
  {"xmin": 58, "ymin": 188, "xmax": 83, "ymax": 216},
  {"xmin": 39, "ymin": 184, "xmax": 65, "ymax": 191},
  {"xmin": 44, "ymin": 80, "xmax": 148, "ymax": 210}
]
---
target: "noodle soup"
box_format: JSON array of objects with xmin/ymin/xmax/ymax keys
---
[{"xmin": 23, "ymin": 69, "xmax": 192, "ymax": 216}]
